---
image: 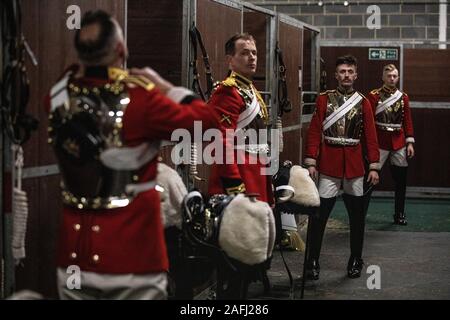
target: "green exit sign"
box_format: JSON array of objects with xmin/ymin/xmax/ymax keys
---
[{"xmin": 369, "ymin": 48, "xmax": 398, "ymax": 60}]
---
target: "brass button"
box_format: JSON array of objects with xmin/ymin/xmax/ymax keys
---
[
  {"xmin": 92, "ymin": 254, "xmax": 100, "ymax": 263},
  {"xmin": 74, "ymin": 224, "xmax": 81, "ymax": 231},
  {"xmin": 92, "ymin": 225, "xmax": 100, "ymax": 233},
  {"xmin": 70, "ymin": 252, "xmax": 77, "ymax": 259}
]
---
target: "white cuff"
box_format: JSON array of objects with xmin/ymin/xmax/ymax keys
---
[
  {"xmin": 304, "ymin": 158, "xmax": 317, "ymax": 167},
  {"xmin": 369, "ymin": 162, "xmax": 381, "ymax": 171},
  {"xmin": 405, "ymin": 137, "xmax": 415, "ymax": 144},
  {"xmin": 167, "ymin": 87, "xmax": 194, "ymax": 103}
]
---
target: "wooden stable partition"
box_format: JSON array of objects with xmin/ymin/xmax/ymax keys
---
[
  {"xmin": 404, "ymin": 49, "xmax": 450, "ymax": 102},
  {"xmin": 190, "ymin": 0, "xmax": 243, "ymax": 193},
  {"xmin": 300, "ymin": 27, "xmax": 320, "ymax": 168},
  {"xmin": 277, "ymin": 16, "xmax": 302, "ymax": 166},
  {"xmin": 277, "ymin": 15, "xmax": 320, "ymax": 167},
  {"xmin": 127, "ymin": 1, "xmax": 184, "ymax": 86},
  {"xmin": 243, "ymin": 10, "xmax": 268, "ymax": 86},
  {"xmin": 401, "ymin": 49, "xmax": 450, "ymax": 191}
]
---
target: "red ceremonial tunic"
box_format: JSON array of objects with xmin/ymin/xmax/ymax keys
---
[
  {"xmin": 207, "ymin": 72, "xmax": 273, "ymax": 204},
  {"xmin": 304, "ymin": 89, "xmax": 380, "ymax": 179},
  {"xmin": 367, "ymin": 86, "xmax": 415, "ymax": 151},
  {"xmin": 46, "ymin": 66, "xmax": 219, "ymax": 274}
]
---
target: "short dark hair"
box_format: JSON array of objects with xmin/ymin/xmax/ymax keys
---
[
  {"xmin": 225, "ymin": 33, "xmax": 256, "ymax": 56},
  {"xmin": 74, "ymin": 10, "xmax": 117, "ymax": 65},
  {"xmin": 336, "ymin": 55, "xmax": 358, "ymax": 68}
]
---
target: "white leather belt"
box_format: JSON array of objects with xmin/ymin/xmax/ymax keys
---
[
  {"xmin": 125, "ymin": 180, "xmax": 157, "ymax": 196},
  {"xmin": 376, "ymin": 122, "xmax": 402, "ymax": 131},
  {"xmin": 235, "ymin": 144, "xmax": 269, "ymax": 154},
  {"xmin": 324, "ymin": 136, "xmax": 360, "ymax": 146}
]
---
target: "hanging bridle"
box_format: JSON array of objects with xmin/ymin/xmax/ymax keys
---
[
  {"xmin": 275, "ymin": 41, "xmax": 292, "ymax": 118},
  {"xmin": 189, "ymin": 23, "xmax": 214, "ymax": 101},
  {"xmin": 1, "ymin": 0, "xmax": 38, "ymax": 145}
]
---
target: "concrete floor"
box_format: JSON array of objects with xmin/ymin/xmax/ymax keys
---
[{"xmin": 247, "ymin": 226, "xmax": 450, "ymax": 300}]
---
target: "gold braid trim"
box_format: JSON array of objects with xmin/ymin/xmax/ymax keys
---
[
  {"xmin": 225, "ymin": 183, "xmax": 246, "ymax": 195},
  {"xmin": 222, "ymin": 76, "xmax": 238, "ymax": 87},
  {"xmin": 108, "ymin": 67, "xmax": 155, "ymax": 91},
  {"xmin": 320, "ymin": 89, "xmax": 336, "ymax": 96},
  {"xmin": 221, "ymin": 72, "xmax": 269, "ymax": 123},
  {"xmin": 122, "ymin": 75, "xmax": 155, "ymax": 91},
  {"xmin": 253, "ymin": 85, "xmax": 269, "ymax": 123},
  {"xmin": 370, "ymin": 87, "xmax": 382, "ymax": 95}
]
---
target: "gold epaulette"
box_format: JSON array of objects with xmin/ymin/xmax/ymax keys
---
[
  {"xmin": 107, "ymin": 67, "xmax": 155, "ymax": 91},
  {"xmin": 370, "ymin": 88, "xmax": 382, "ymax": 95},
  {"xmin": 320, "ymin": 89, "xmax": 335, "ymax": 95},
  {"xmin": 221, "ymin": 72, "xmax": 252, "ymax": 90},
  {"xmin": 221, "ymin": 76, "xmax": 237, "ymax": 88},
  {"xmin": 108, "ymin": 67, "xmax": 128, "ymax": 81},
  {"xmin": 122, "ymin": 75, "xmax": 155, "ymax": 91}
]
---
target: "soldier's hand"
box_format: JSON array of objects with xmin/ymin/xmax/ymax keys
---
[
  {"xmin": 130, "ymin": 67, "xmax": 174, "ymax": 94},
  {"xmin": 407, "ymin": 143, "xmax": 415, "ymax": 159},
  {"xmin": 308, "ymin": 166, "xmax": 318, "ymax": 182},
  {"xmin": 367, "ymin": 171, "xmax": 379, "ymax": 185}
]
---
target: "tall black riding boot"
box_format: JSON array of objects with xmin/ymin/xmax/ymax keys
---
[
  {"xmin": 306, "ymin": 197, "xmax": 336, "ymax": 280},
  {"xmin": 362, "ymin": 171, "xmax": 375, "ymax": 216},
  {"xmin": 343, "ymin": 194, "xmax": 366, "ymax": 278},
  {"xmin": 391, "ymin": 165, "xmax": 408, "ymax": 225}
]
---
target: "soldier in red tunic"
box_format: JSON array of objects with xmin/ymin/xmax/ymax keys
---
[
  {"xmin": 367, "ymin": 64, "xmax": 415, "ymax": 225},
  {"xmin": 207, "ymin": 33, "xmax": 274, "ymax": 298},
  {"xmin": 304, "ymin": 55, "xmax": 380, "ymax": 279},
  {"xmin": 46, "ymin": 10, "xmax": 219, "ymax": 299},
  {"xmin": 207, "ymin": 34, "xmax": 273, "ymax": 205}
]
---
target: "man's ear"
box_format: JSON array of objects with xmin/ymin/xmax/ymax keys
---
[
  {"xmin": 226, "ymin": 54, "xmax": 233, "ymax": 67},
  {"xmin": 354, "ymin": 72, "xmax": 358, "ymax": 81},
  {"xmin": 116, "ymin": 41, "xmax": 126, "ymax": 60},
  {"xmin": 335, "ymin": 71, "xmax": 338, "ymax": 81}
]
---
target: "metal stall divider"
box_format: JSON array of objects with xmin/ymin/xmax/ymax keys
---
[
  {"xmin": 242, "ymin": 2, "xmax": 283, "ymax": 299},
  {"xmin": 274, "ymin": 12, "xmax": 322, "ymax": 300},
  {"xmin": 242, "ymin": 1, "xmax": 279, "ymax": 170}
]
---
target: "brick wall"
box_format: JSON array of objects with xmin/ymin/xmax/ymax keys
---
[{"xmin": 248, "ymin": 0, "xmax": 449, "ymax": 48}]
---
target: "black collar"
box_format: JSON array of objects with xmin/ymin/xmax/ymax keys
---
[
  {"xmin": 85, "ymin": 66, "xmax": 109, "ymax": 79},
  {"xmin": 337, "ymin": 86, "xmax": 355, "ymax": 96},
  {"xmin": 382, "ymin": 85, "xmax": 397, "ymax": 94}
]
